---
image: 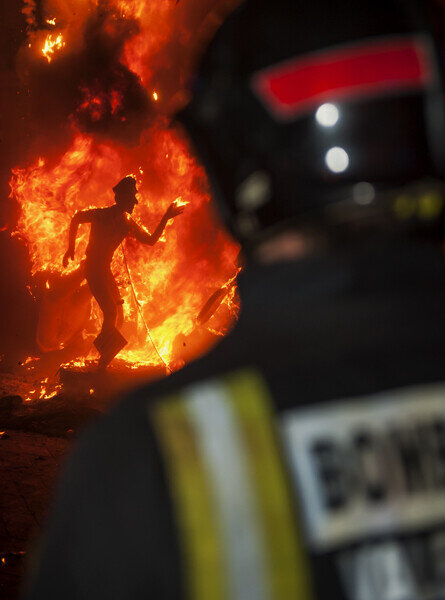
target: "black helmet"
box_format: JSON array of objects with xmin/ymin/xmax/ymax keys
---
[{"xmin": 177, "ymin": 0, "xmax": 445, "ymax": 245}]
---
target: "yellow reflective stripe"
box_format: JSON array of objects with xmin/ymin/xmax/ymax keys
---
[
  {"xmin": 150, "ymin": 396, "xmax": 227, "ymax": 600},
  {"xmin": 151, "ymin": 369, "xmax": 313, "ymax": 600},
  {"xmin": 185, "ymin": 381, "xmax": 270, "ymax": 600},
  {"xmin": 225, "ymin": 370, "xmax": 313, "ymax": 600}
]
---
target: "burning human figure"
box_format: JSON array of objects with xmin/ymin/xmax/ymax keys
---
[{"xmin": 62, "ymin": 176, "xmax": 184, "ymax": 369}]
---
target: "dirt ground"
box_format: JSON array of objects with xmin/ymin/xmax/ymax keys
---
[
  {"xmin": 0, "ymin": 430, "xmax": 71, "ymax": 599},
  {"xmin": 0, "ymin": 363, "xmax": 163, "ymax": 599}
]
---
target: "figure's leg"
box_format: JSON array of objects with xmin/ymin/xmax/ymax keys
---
[
  {"xmin": 101, "ymin": 300, "xmax": 118, "ymax": 333},
  {"xmin": 107, "ymin": 272, "xmax": 124, "ymax": 331},
  {"xmin": 87, "ymin": 271, "xmax": 118, "ymax": 334},
  {"xmin": 86, "ymin": 269, "xmax": 127, "ymax": 369}
]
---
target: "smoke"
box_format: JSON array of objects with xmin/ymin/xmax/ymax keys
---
[
  {"xmin": 15, "ymin": 7, "xmax": 148, "ymax": 159},
  {"xmin": 21, "ymin": 0, "xmax": 37, "ymax": 28}
]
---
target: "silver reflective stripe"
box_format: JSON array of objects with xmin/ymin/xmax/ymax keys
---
[{"xmin": 186, "ymin": 381, "xmax": 270, "ymax": 600}]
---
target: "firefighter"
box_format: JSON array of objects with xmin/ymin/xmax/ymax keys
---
[
  {"xmin": 62, "ymin": 175, "xmax": 184, "ymax": 369},
  {"xmin": 24, "ymin": 0, "xmax": 445, "ymax": 599}
]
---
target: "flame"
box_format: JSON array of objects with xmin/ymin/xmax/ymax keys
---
[
  {"xmin": 10, "ymin": 0, "xmax": 242, "ymax": 374},
  {"xmin": 23, "ymin": 381, "xmax": 63, "ymax": 402},
  {"xmin": 42, "ymin": 33, "xmax": 66, "ymax": 63},
  {"xmin": 11, "ymin": 128, "xmax": 240, "ymax": 369}
]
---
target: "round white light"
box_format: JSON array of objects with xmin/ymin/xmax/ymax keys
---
[
  {"xmin": 315, "ymin": 103, "xmax": 339, "ymax": 127},
  {"xmin": 325, "ymin": 147, "xmax": 349, "ymax": 173}
]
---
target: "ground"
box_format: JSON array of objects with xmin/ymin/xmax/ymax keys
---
[
  {"xmin": 0, "ymin": 431, "xmax": 71, "ymax": 600},
  {"xmin": 0, "ymin": 362, "xmax": 164, "ymax": 599}
]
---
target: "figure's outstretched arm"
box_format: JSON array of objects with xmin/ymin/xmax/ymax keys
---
[
  {"xmin": 63, "ymin": 210, "xmax": 94, "ymax": 267},
  {"xmin": 131, "ymin": 202, "xmax": 185, "ymax": 246}
]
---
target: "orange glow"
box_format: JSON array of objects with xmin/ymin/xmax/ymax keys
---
[
  {"xmin": 42, "ymin": 33, "xmax": 65, "ymax": 63},
  {"xmin": 153, "ymin": 91, "xmax": 159, "ymax": 101}
]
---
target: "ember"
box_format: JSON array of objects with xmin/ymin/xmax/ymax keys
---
[
  {"xmin": 7, "ymin": 0, "xmax": 241, "ymax": 381},
  {"xmin": 41, "ymin": 33, "xmax": 65, "ymax": 63}
]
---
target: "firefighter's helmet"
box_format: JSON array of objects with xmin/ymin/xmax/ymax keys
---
[{"xmin": 178, "ymin": 0, "xmax": 445, "ymax": 244}]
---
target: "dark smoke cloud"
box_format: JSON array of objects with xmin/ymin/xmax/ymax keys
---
[{"xmin": 18, "ymin": 7, "xmax": 153, "ymax": 153}]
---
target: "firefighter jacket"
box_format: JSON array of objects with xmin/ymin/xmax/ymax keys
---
[{"xmin": 24, "ymin": 239, "xmax": 445, "ymax": 600}]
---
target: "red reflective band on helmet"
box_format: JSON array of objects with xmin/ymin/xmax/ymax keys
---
[{"xmin": 251, "ymin": 36, "xmax": 433, "ymax": 121}]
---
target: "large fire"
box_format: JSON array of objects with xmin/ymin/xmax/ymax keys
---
[{"xmin": 8, "ymin": 0, "xmax": 241, "ymax": 378}]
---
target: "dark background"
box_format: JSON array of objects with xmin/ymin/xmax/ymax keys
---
[{"xmin": 0, "ymin": 1, "xmax": 35, "ymax": 367}]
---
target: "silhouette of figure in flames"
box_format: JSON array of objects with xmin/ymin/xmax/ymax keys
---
[{"xmin": 62, "ymin": 176, "xmax": 184, "ymax": 370}]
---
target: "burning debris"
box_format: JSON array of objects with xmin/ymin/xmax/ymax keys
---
[{"xmin": 3, "ymin": 0, "xmax": 242, "ymax": 396}]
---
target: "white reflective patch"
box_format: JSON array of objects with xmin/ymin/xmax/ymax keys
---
[
  {"xmin": 186, "ymin": 382, "xmax": 270, "ymax": 600},
  {"xmin": 281, "ymin": 383, "xmax": 445, "ymax": 551},
  {"xmin": 340, "ymin": 542, "xmax": 418, "ymax": 600}
]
